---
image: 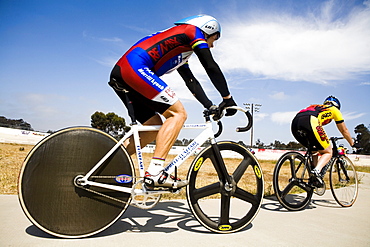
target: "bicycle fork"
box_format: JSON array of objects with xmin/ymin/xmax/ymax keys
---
[
  {"xmin": 336, "ymin": 158, "xmax": 350, "ymax": 182},
  {"xmin": 210, "ymin": 143, "xmax": 236, "ymax": 194}
]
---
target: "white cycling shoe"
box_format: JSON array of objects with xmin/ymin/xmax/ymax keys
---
[{"xmin": 144, "ymin": 171, "xmax": 189, "ymax": 190}]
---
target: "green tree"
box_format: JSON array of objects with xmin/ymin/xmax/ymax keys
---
[
  {"xmin": 174, "ymin": 139, "xmax": 183, "ymax": 146},
  {"xmin": 286, "ymin": 141, "xmax": 304, "ymax": 150},
  {"xmin": 271, "ymin": 140, "xmax": 285, "ymax": 149},
  {"xmin": 255, "ymin": 139, "xmax": 264, "ymax": 148},
  {"xmin": 354, "ymin": 124, "xmax": 370, "ymax": 154},
  {"xmin": 0, "ymin": 116, "xmax": 33, "ymax": 130},
  {"xmin": 182, "ymin": 138, "xmax": 193, "ymax": 146},
  {"xmin": 91, "ymin": 111, "xmax": 130, "ymax": 139}
]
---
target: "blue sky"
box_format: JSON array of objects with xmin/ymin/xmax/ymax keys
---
[{"xmin": 1, "ymin": 0, "xmax": 369, "ymax": 147}]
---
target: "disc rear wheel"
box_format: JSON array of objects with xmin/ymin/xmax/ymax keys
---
[{"xmin": 18, "ymin": 127, "xmax": 134, "ymax": 238}]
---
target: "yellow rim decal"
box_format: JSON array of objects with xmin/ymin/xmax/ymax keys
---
[
  {"xmin": 194, "ymin": 157, "xmax": 203, "ymax": 171},
  {"xmin": 218, "ymin": 225, "xmax": 232, "ymax": 231},
  {"xmin": 254, "ymin": 165, "xmax": 262, "ymax": 179}
]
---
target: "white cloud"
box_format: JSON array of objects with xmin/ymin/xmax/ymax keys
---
[
  {"xmin": 254, "ymin": 113, "xmax": 268, "ymax": 122},
  {"xmin": 120, "ymin": 24, "xmax": 154, "ymax": 35},
  {"xmin": 217, "ymin": 0, "xmax": 370, "ymax": 84},
  {"xmin": 271, "ymin": 111, "xmax": 297, "ymax": 125},
  {"xmin": 83, "ymin": 31, "xmax": 123, "ymax": 43},
  {"xmin": 269, "ymin": 92, "xmax": 287, "ymax": 100},
  {"xmin": 342, "ymin": 111, "xmax": 366, "ymax": 121},
  {"xmin": 99, "ymin": 37, "xmax": 123, "ymax": 42},
  {"xmin": 91, "ymin": 56, "xmax": 118, "ymax": 67},
  {"xmin": 22, "ymin": 94, "xmax": 67, "ymax": 114}
]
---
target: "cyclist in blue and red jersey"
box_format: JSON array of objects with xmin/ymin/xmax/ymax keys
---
[
  {"xmin": 109, "ymin": 15, "xmax": 237, "ymax": 189},
  {"xmin": 291, "ymin": 96, "xmax": 354, "ymax": 187}
]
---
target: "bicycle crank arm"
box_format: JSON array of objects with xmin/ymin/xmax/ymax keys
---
[{"xmin": 299, "ymin": 181, "xmax": 314, "ymax": 192}]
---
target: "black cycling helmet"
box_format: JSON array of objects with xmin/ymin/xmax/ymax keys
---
[{"xmin": 324, "ymin": 95, "xmax": 341, "ymax": 110}]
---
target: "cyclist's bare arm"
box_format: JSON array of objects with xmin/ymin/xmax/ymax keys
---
[{"xmin": 336, "ymin": 122, "xmax": 354, "ymax": 147}]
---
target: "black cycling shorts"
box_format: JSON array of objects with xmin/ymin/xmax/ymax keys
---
[
  {"xmin": 291, "ymin": 114, "xmax": 330, "ymax": 151},
  {"xmin": 109, "ymin": 65, "xmax": 173, "ymax": 124}
]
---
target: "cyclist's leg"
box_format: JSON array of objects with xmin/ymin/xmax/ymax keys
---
[
  {"xmin": 121, "ymin": 101, "xmax": 187, "ymax": 174},
  {"xmin": 144, "ymin": 101, "xmax": 188, "ymax": 189},
  {"xmin": 123, "ymin": 114, "xmax": 163, "ymax": 155},
  {"xmin": 316, "ymin": 146, "xmax": 332, "ymax": 171},
  {"xmin": 152, "ymin": 100, "xmax": 187, "ymax": 159}
]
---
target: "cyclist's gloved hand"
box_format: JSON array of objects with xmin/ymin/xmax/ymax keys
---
[
  {"xmin": 208, "ymin": 105, "xmax": 222, "ymax": 121},
  {"xmin": 219, "ymin": 97, "xmax": 237, "ymax": 116},
  {"xmin": 352, "ymin": 140, "xmax": 361, "ymax": 148}
]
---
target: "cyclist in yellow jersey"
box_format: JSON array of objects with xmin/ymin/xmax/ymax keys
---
[{"xmin": 291, "ymin": 96, "xmax": 354, "ymax": 187}]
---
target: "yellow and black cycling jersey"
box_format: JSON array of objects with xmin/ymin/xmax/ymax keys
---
[
  {"xmin": 297, "ymin": 104, "xmax": 344, "ymax": 126},
  {"xmin": 291, "ymin": 104, "xmax": 345, "ymax": 151}
]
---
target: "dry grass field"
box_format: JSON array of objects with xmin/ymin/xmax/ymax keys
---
[
  {"xmin": 0, "ymin": 143, "xmax": 34, "ymax": 194},
  {"xmin": 0, "ymin": 142, "xmax": 278, "ymax": 198}
]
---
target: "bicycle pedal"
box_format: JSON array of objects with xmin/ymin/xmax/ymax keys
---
[
  {"xmin": 314, "ymin": 182, "xmax": 326, "ymax": 196},
  {"xmin": 169, "ymin": 188, "xmax": 182, "ymax": 194}
]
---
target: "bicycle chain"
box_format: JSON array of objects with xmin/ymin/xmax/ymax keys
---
[{"xmin": 90, "ymin": 176, "xmax": 119, "ymax": 179}]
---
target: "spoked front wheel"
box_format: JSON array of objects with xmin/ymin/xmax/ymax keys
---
[
  {"xmin": 273, "ymin": 152, "xmax": 313, "ymax": 211},
  {"xmin": 330, "ymin": 156, "xmax": 358, "ymax": 207},
  {"xmin": 18, "ymin": 127, "xmax": 135, "ymax": 238},
  {"xmin": 186, "ymin": 142, "xmax": 264, "ymax": 233}
]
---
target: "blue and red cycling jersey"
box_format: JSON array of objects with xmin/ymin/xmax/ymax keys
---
[
  {"xmin": 123, "ymin": 24, "xmax": 209, "ymax": 75},
  {"xmin": 115, "ymin": 25, "xmax": 209, "ymax": 102}
]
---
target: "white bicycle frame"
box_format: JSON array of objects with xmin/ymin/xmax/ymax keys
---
[
  {"xmin": 78, "ymin": 119, "xmax": 216, "ymax": 193},
  {"xmin": 77, "ymin": 106, "xmax": 249, "ymax": 194}
]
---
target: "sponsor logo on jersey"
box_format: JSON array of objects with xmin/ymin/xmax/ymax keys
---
[
  {"xmin": 137, "ymin": 67, "xmax": 165, "ymax": 90},
  {"xmin": 147, "ymin": 35, "xmax": 182, "ymax": 62},
  {"xmin": 321, "ymin": 112, "xmax": 332, "ymax": 119},
  {"xmin": 152, "ymin": 87, "xmax": 178, "ymax": 105},
  {"xmin": 316, "ymin": 126, "xmax": 329, "ymax": 143}
]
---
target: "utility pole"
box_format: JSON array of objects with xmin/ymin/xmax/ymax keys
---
[{"xmin": 244, "ymin": 103, "xmax": 262, "ymax": 147}]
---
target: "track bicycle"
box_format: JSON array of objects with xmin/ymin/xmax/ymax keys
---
[
  {"xmin": 273, "ymin": 136, "xmax": 358, "ymax": 211},
  {"xmin": 18, "ymin": 106, "xmax": 264, "ymax": 238}
]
